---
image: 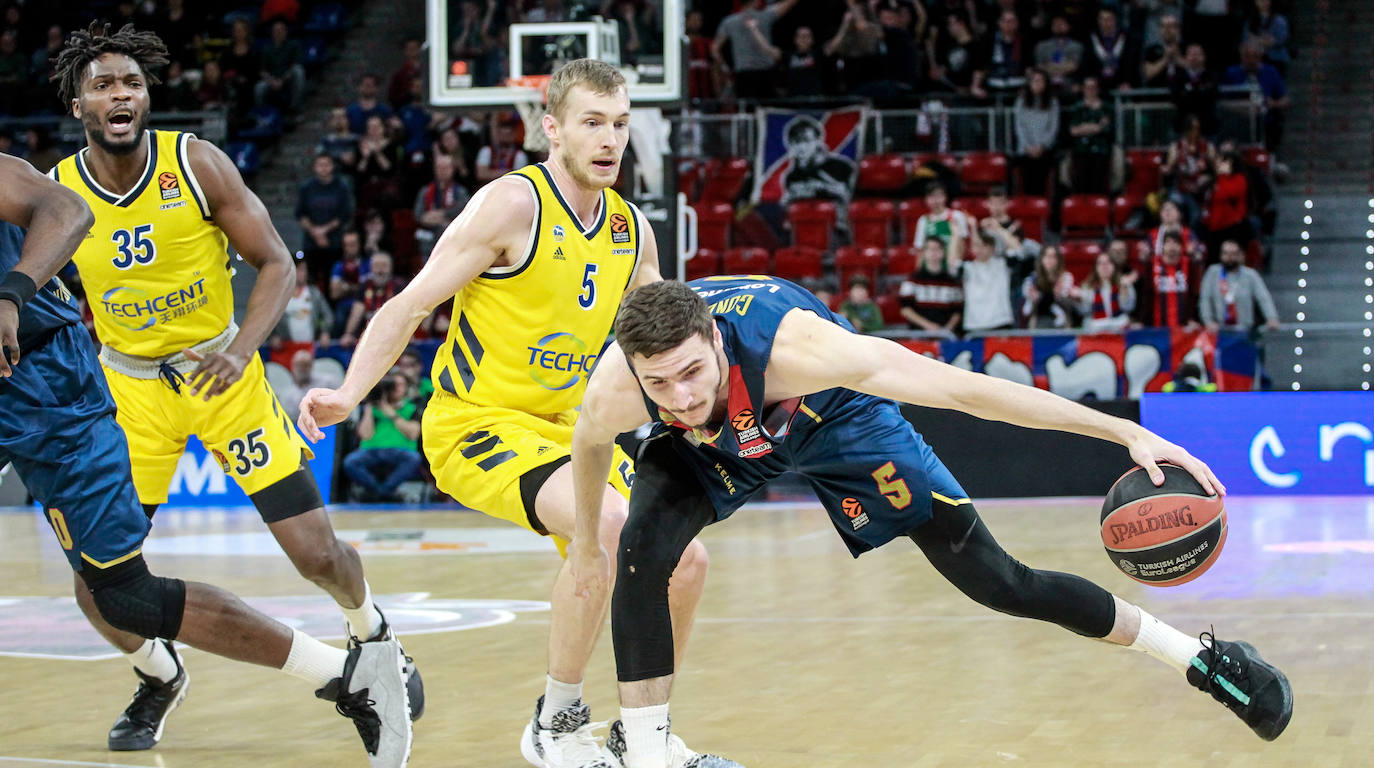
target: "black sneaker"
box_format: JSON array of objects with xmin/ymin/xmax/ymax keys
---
[
  {"xmin": 353, "ymin": 609, "xmax": 425, "ymax": 721},
  {"xmin": 107, "ymin": 640, "xmax": 189, "ymax": 751},
  {"xmin": 1186, "ymin": 629, "xmax": 1294, "ymax": 741}
]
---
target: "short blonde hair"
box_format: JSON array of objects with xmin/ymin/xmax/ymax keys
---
[{"xmin": 545, "ymin": 58, "xmax": 627, "ymax": 122}]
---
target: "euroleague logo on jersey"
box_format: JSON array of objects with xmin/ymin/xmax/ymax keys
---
[
  {"xmin": 158, "ymin": 171, "xmax": 181, "ymax": 200},
  {"xmin": 609, "ymin": 212, "xmax": 631, "ymax": 243},
  {"xmin": 841, "ymin": 497, "xmax": 870, "ymax": 530}
]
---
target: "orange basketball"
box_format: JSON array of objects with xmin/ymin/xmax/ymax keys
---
[{"xmin": 1100, "ymin": 464, "xmax": 1226, "ymax": 586}]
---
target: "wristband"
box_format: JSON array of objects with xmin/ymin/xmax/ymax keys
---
[{"xmin": 0, "ymin": 271, "xmax": 37, "ymax": 313}]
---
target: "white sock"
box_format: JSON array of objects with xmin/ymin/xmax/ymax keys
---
[
  {"xmin": 621, "ymin": 704, "xmax": 669, "ymax": 768},
  {"xmin": 341, "ymin": 580, "xmax": 384, "ymax": 641},
  {"xmin": 281, "ymin": 629, "xmax": 349, "ymax": 688},
  {"xmin": 539, "ymin": 675, "xmax": 584, "ymax": 727},
  {"xmin": 1129, "ymin": 608, "xmax": 1205, "ymax": 675},
  {"xmin": 126, "ymin": 639, "xmax": 179, "ymax": 683}
]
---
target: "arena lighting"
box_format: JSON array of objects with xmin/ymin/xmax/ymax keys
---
[
  {"xmin": 1293, "ymin": 364, "xmax": 1302, "ymax": 373},
  {"xmin": 1292, "ymin": 382, "xmax": 1302, "ymax": 390},
  {"xmin": 1300, "ymin": 260, "xmax": 1309, "ymax": 269},
  {"xmin": 1305, "ymin": 215, "xmax": 1313, "ymax": 224},
  {"xmin": 1306, "ymin": 199, "xmax": 1314, "ymax": 208},
  {"xmin": 1297, "ymin": 312, "xmax": 1306, "ymax": 321},
  {"xmin": 1294, "ymin": 346, "xmax": 1303, "ymax": 355},
  {"xmin": 1299, "ymin": 279, "xmax": 1307, "ymax": 288}
]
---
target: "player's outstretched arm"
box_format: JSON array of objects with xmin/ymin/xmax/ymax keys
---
[
  {"xmin": 567, "ymin": 342, "xmax": 647, "ymax": 596},
  {"xmin": 768, "ymin": 308, "xmax": 1225, "ymax": 495},
  {"xmin": 297, "ymin": 178, "xmax": 529, "ymax": 441},
  {"xmin": 0, "ymin": 155, "xmax": 93, "ymax": 374}
]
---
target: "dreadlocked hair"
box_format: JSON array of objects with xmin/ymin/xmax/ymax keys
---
[{"xmin": 52, "ymin": 22, "xmax": 169, "ymax": 106}]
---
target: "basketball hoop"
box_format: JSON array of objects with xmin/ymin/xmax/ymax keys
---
[{"xmin": 508, "ymin": 75, "xmax": 551, "ymax": 154}]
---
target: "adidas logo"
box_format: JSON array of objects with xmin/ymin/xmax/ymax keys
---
[
  {"xmin": 536, "ymin": 446, "xmax": 550, "ymax": 455},
  {"xmin": 552, "ymin": 247, "xmax": 566, "ymax": 261}
]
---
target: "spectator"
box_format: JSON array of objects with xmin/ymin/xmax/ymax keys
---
[
  {"xmin": 475, "ymin": 115, "xmax": 529, "ymax": 184},
  {"xmin": 1162, "ymin": 113, "xmax": 1215, "ymax": 224},
  {"xmin": 346, "ymin": 74, "xmax": 394, "ymax": 135},
  {"xmin": 1066, "ymin": 76, "xmax": 1114, "ymax": 195},
  {"xmin": 984, "ymin": 10, "xmax": 1028, "ymax": 93},
  {"xmin": 1013, "ymin": 67, "xmax": 1059, "ymax": 196},
  {"xmin": 982, "ymin": 186, "xmax": 1028, "ymax": 247},
  {"xmin": 912, "ymin": 182, "xmax": 971, "ymax": 249},
  {"xmin": 433, "ymin": 125, "xmax": 476, "ymax": 190},
  {"xmin": 295, "ymin": 153, "xmax": 354, "ymax": 278},
  {"xmin": 1076, "ymin": 250, "xmax": 1137, "ymax": 332},
  {"xmin": 1085, "ymin": 8, "xmax": 1132, "ymax": 91},
  {"xmin": 783, "ymin": 26, "xmax": 827, "ymax": 97},
  {"xmin": 329, "ymin": 230, "xmax": 370, "ymax": 335},
  {"xmin": 277, "ymin": 349, "xmax": 341, "ymax": 421},
  {"xmin": 1034, "ymin": 15, "xmax": 1083, "ymax": 90},
  {"xmin": 899, "ymin": 238, "xmax": 964, "ymax": 335},
  {"xmin": 810, "ymin": 277, "xmax": 839, "ymax": 309},
  {"xmin": 273, "ymin": 259, "xmax": 332, "ymax": 349},
  {"xmin": 1141, "ymin": 199, "xmax": 1204, "ymax": 263},
  {"xmin": 1171, "ymin": 44, "xmax": 1218, "ymax": 135},
  {"xmin": 155, "ymin": 59, "xmax": 200, "ymax": 112},
  {"xmin": 344, "ymin": 373, "xmax": 423, "ymax": 502},
  {"xmin": 387, "ymin": 37, "xmax": 424, "ymax": 110},
  {"xmin": 1222, "ymin": 41, "xmax": 1289, "ymax": 155},
  {"xmin": 27, "ymin": 24, "xmax": 63, "ymax": 110},
  {"xmin": 686, "ymin": 8, "xmax": 723, "ymax": 101},
  {"xmin": 603, "ymin": 0, "xmax": 662, "ymax": 67},
  {"xmin": 858, "ymin": 0, "xmax": 923, "ymax": 103},
  {"xmin": 317, "ymin": 107, "xmax": 360, "ymax": 176},
  {"xmin": 219, "ymin": 18, "xmax": 260, "ymax": 115},
  {"xmin": 413, "ymin": 153, "xmax": 470, "ymax": 262},
  {"xmin": 343, "ymin": 252, "xmax": 405, "ymax": 346},
  {"xmin": 1185, "ymin": 0, "xmax": 1238, "ymax": 70},
  {"xmin": 1199, "ymin": 240, "xmax": 1279, "ymax": 335},
  {"xmin": 0, "ymin": 29, "xmax": 27, "ymax": 116},
  {"xmin": 196, "ymin": 60, "xmax": 228, "ymax": 109},
  {"xmin": 713, "ymin": 0, "xmax": 801, "ymax": 100},
  {"xmin": 397, "ymin": 346, "xmax": 435, "ymax": 405},
  {"xmin": 839, "ymin": 274, "xmax": 885, "ymax": 333},
  {"xmin": 1105, "ymin": 237, "xmax": 1140, "ymax": 287},
  {"xmin": 255, "ymin": 19, "xmax": 305, "ymax": 112},
  {"xmin": 398, "ymin": 76, "xmax": 441, "ymax": 156},
  {"xmin": 1137, "ymin": 230, "xmax": 1200, "ymax": 330},
  {"xmin": 925, "ymin": 12, "xmax": 986, "ymax": 98},
  {"xmin": 361, "ymin": 208, "xmax": 393, "ymax": 256},
  {"xmin": 355, "ymin": 114, "xmax": 405, "ymax": 212},
  {"xmin": 961, "ymin": 229, "xmax": 1018, "ymax": 332},
  {"xmin": 1199, "ymin": 151, "xmax": 1253, "ymax": 260},
  {"xmin": 1218, "ymin": 136, "xmax": 1275, "ymax": 238},
  {"xmin": 1243, "ymin": 0, "xmax": 1290, "ymax": 77},
  {"xmin": 152, "ymin": 0, "xmax": 198, "ymax": 68},
  {"xmin": 1140, "ymin": 13, "xmax": 1183, "ymax": 88},
  {"xmin": 1020, "ymin": 244, "xmax": 1076, "ymax": 328}
]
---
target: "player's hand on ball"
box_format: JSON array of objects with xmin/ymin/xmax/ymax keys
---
[
  {"xmin": 1126, "ymin": 432, "xmax": 1225, "ymax": 497},
  {"xmin": 298, "ymin": 387, "xmax": 354, "ymax": 442},
  {"xmin": 567, "ymin": 537, "xmax": 609, "ymax": 601}
]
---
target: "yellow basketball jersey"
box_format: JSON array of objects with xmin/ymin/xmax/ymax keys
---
[
  {"xmin": 430, "ymin": 163, "xmax": 645, "ymax": 413},
  {"xmin": 53, "ymin": 130, "xmax": 233, "ymax": 358}
]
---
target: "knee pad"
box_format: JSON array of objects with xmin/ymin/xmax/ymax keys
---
[{"xmin": 85, "ymin": 556, "xmax": 187, "ymax": 640}]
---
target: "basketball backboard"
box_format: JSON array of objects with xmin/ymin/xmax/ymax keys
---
[{"xmin": 426, "ymin": 0, "xmax": 681, "ymax": 107}]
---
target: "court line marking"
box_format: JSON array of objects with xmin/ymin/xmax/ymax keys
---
[
  {"xmin": 0, "ymin": 757, "xmax": 159, "ymax": 768},
  {"xmin": 528, "ymin": 611, "xmax": 1374, "ymax": 624}
]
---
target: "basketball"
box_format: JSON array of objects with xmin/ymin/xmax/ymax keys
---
[{"xmin": 1100, "ymin": 464, "xmax": 1226, "ymax": 586}]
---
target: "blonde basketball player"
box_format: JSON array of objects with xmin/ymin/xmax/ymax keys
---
[
  {"xmin": 51, "ymin": 23, "xmax": 416, "ymax": 763},
  {"xmin": 298, "ymin": 59, "xmax": 711, "ymax": 768}
]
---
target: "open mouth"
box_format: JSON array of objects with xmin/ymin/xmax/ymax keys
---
[
  {"xmin": 592, "ymin": 159, "xmax": 616, "ymax": 171},
  {"xmin": 108, "ymin": 111, "xmax": 135, "ymax": 135}
]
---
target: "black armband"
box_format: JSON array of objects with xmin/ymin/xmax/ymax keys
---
[{"xmin": 0, "ymin": 271, "xmax": 37, "ymax": 313}]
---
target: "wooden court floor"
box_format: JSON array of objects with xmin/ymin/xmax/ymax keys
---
[{"xmin": 0, "ymin": 495, "xmax": 1369, "ymax": 768}]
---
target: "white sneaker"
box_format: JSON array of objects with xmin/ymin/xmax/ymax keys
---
[
  {"xmin": 317, "ymin": 637, "xmax": 412, "ymax": 768},
  {"xmin": 603, "ymin": 719, "xmax": 745, "ymax": 768},
  {"xmin": 521, "ymin": 695, "xmax": 614, "ymax": 768}
]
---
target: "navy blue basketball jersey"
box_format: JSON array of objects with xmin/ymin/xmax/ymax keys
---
[
  {"xmin": 634, "ymin": 275, "xmax": 969, "ymax": 556},
  {"xmin": 0, "ymin": 221, "xmax": 82, "ymax": 349}
]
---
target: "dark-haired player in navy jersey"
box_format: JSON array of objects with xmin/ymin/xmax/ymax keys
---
[
  {"xmin": 567, "ymin": 276, "xmax": 1292, "ymax": 768},
  {"xmin": 0, "ymin": 154, "xmax": 412, "ymax": 768}
]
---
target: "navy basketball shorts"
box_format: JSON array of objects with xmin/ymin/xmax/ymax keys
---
[{"xmin": 0, "ymin": 323, "xmax": 149, "ymax": 572}]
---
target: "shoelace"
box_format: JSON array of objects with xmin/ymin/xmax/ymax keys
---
[
  {"xmin": 158, "ymin": 361, "xmax": 186, "ymax": 394},
  {"xmin": 551, "ymin": 718, "xmax": 610, "ymax": 760},
  {"xmin": 332, "ymin": 687, "xmax": 382, "ymax": 752},
  {"xmin": 1198, "ymin": 626, "xmax": 1249, "ymax": 710}
]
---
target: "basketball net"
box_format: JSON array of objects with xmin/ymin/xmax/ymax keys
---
[{"xmin": 508, "ymin": 75, "xmax": 551, "ymax": 154}]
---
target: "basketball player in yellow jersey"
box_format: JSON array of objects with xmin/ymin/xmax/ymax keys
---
[
  {"xmin": 300, "ymin": 59, "xmax": 710, "ymax": 768},
  {"xmin": 50, "ymin": 24, "xmax": 418, "ymax": 757}
]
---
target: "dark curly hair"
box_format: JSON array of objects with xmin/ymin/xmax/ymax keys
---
[{"xmin": 52, "ymin": 22, "xmax": 169, "ymax": 107}]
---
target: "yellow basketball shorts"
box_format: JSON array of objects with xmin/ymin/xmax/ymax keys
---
[
  {"xmin": 103, "ymin": 353, "xmax": 313, "ymax": 504},
  {"xmin": 421, "ymin": 393, "xmax": 634, "ymax": 556}
]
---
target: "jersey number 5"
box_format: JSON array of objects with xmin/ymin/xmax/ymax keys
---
[
  {"xmin": 578, "ymin": 263, "xmax": 598, "ymax": 309},
  {"xmin": 112, "ymin": 224, "xmax": 156, "ymax": 269},
  {"xmin": 871, "ymin": 461, "xmax": 912, "ymax": 510}
]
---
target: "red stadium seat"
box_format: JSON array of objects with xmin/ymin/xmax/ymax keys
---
[
  {"xmin": 914, "ymin": 152, "xmax": 959, "ymax": 173},
  {"xmin": 1245, "ymin": 239, "xmax": 1264, "ymax": 269},
  {"xmin": 787, "ymin": 199, "xmax": 838, "ymax": 251},
  {"xmin": 1112, "ymin": 194, "xmax": 1148, "ymax": 238},
  {"xmin": 772, "ymin": 246, "xmax": 824, "ymax": 280},
  {"xmin": 678, "ymin": 160, "xmax": 701, "ymax": 201},
  {"xmin": 1124, "ymin": 149, "xmax": 1164, "ymax": 199},
  {"xmin": 884, "ymin": 245, "xmax": 919, "ymax": 285},
  {"xmin": 1007, "ymin": 195, "xmax": 1049, "ymax": 242},
  {"xmin": 1059, "ymin": 240, "xmax": 1103, "ymax": 282},
  {"xmin": 833, "ymin": 246, "xmax": 886, "ymax": 289},
  {"xmin": 1240, "ymin": 146, "xmax": 1271, "ymax": 175},
  {"xmin": 959, "ymin": 152, "xmax": 1009, "ymax": 196},
  {"xmin": 722, "ymin": 246, "xmax": 771, "ymax": 275},
  {"xmin": 857, "ymin": 154, "xmax": 909, "ymax": 194},
  {"xmin": 897, "ymin": 198, "xmax": 932, "ymax": 244},
  {"xmin": 684, "ymin": 248, "xmax": 720, "ymax": 280},
  {"xmin": 1060, "ymin": 194, "xmax": 1111, "ymax": 239},
  {"xmin": 699, "ymin": 157, "xmax": 750, "ymax": 203},
  {"xmin": 694, "ymin": 201, "xmax": 734, "ymax": 251},
  {"xmin": 876, "ymin": 292, "xmax": 903, "ymax": 327},
  {"xmin": 952, "ymin": 196, "xmax": 990, "ymax": 223},
  {"xmin": 848, "ymin": 199, "xmax": 896, "ymax": 248}
]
